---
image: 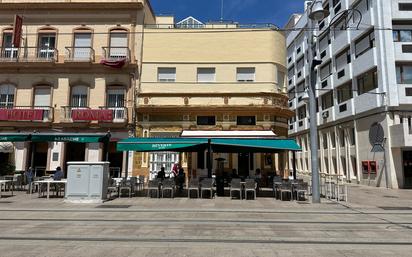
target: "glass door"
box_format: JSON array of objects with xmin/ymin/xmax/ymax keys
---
[
  {"xmin": 107, "ymin": 88, "xmax": 125, "ymax": 120},
  {"xmin": 2, "ymin": 33, "xmax": 18, "ymax": 58},
  {"xmin": 109, "ymin": 32, "xmax": 127, "ymax": 58},
  {"xmin": 38, "ymin": 33, "xmax": 56, "ymax": 59}
]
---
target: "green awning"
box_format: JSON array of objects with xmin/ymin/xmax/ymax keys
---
[
  {"xmin": 30, "ymin": 133, "xmax": 110, "ymax": 143},
  {"xmin": 117, "ymin": 138, "xmax": 209, "ymax": 152},
  {"xmin": 0, "ymin": 133, "xmax": 31, "ymax": 142},
  {"xmin": 211, "ymin": 138, "xmax": 301, "ymax": 153},
  {"xmin": 117, "ymin": 137, "xmax": 301, "ymax": 152}
]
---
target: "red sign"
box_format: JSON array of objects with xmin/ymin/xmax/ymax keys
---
[
  {"xmin": 12, "ymin": 15, "xmax": 23, "ymax": 47},
  {"xmin": 72, "ymin": 109, "xmax": 113, "ymax": 121},
  {"xmin": 0, "ymin": 109, "xmax": 43, "ymax": 121}
]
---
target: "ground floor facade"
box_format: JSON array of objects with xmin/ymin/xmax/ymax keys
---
[{"xmin": 289, "ymin": 109, "xmax": 412, "ymax": 189}]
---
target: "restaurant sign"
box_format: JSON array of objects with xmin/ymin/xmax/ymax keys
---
[
  {"xmin": 72, "ymin": 109, "xmax": 113, "ymax": 121},
  {"xmin": 0, "ymin": 109, "xmax": 44, "ymax": 121}
]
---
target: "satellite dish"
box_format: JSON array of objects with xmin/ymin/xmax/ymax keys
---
[{"xmin": 369, "ymin": 123, "xmax": 385, "ymax": 146}]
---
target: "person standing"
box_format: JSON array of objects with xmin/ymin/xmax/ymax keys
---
[
  {"xmin": 25, "ymin": 167, "xmax": 34, "ymax": 193},
  {"xmin": 157, "ymin": 167, "xmax": 166, "ymax": 180}
]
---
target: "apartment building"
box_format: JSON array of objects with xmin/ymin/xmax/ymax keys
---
[
  {"xmin": 287, "ymin": 0, "xmax": 412, "ymax": 189},
  {"xmin": 0, "ymin": 0, "xmax": 155, "ymax": 176},
  {"xmin": 134, "ymin": 16, "xmax": 292, "ymax": 179}
]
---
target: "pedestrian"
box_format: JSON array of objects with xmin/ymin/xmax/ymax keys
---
[
  {"xmin": 254, "ymin": 168, "xmax": 262, "ymax": 193},
  {"xmin": 177, "ymin": 167, "xmax": 185, "ymax": 192},
  {"xmin": 25, "ymin": 167, "xmax": 34, "ymax": 193},
  {"xmin": 157, "ymin": 167, "xmax": 166, "ymax": 180}
]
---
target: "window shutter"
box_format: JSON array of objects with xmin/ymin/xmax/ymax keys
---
[
  {"xmin": 197, "ymin": 68, "xmax": 216, "ymax": 82},
  {"xmin": 34, "ymin": 88, "xmax": 51, "ymax": 107}
]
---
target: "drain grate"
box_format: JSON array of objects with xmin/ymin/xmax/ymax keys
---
[
  {"xmin": 379, "ymin": 207, "xmax": 412, "ymax": 211},
  {"xmin": 96, "ymin": 205, "xmax": 131, "ymax": 209},
  {"xmin": 383, "ymin": 196, "xmax": 399, "ymax": 199}
]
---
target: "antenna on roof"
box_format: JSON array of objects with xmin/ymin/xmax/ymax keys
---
[{"xmin": 220, "ymin": 0, "xmax": 224, "ymax": 22}]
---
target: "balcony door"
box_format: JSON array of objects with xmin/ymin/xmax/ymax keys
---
[
  {"xmin": 107, "ymin": 88, "xmax": 125, "ymax": 120},
  {"xmin": 109, "ymin": 30, "xmax": 127, "ymax": 58},
  {"xmin": 34, "ymin": 87, "xmax": 51, "ymax": 120},
  {"xmin": 1, "ymin": 32, "xmax": 18, "ymax": 58},
  {"xmin": 71, "ymin": 85, "xmax": 88, "ymax": 108},
  {"xmin": 0, "ymin": 84, "xmax": 15, "ymax": 108},
  {"xmin": 73, "ymin": 33, "xmax": 91, "ymax": 60},
  {"xmin": 38, "ymin": 33, "xmax": 56, "ymax": 59}
]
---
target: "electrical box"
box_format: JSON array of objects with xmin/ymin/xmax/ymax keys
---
[
  {"xmin": 65, "ymin": 162, "xmax": 109, "ymax": 203},
  {"xmin": 362, "ymin": 160, "xmax": 378, "ymax": 176}
]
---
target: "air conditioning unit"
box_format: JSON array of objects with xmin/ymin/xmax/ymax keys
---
[{"xmin": 322, "ymin": 111, "xmax": 329, "ymax": 119}]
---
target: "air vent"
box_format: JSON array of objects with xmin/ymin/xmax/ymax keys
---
[
  {"xmin": 337, "ymin": 69, "xmax": 345, "ymax": 79},
  {"xmin": 297, "ymin": 71, "xmax": 302, "ymax": 78},
  {"xmin": 298, "ymin": 121, "xmax": 303, "ymax": 127},
  {"xmin": 402, "ymin": 44, "xmax": 412, "ymax": 53},
  {"xmin": 321, "ymin": 80, "xmax": 328, "ymax": 88},
  {"xmin": 339, "ymin": 104, "xmax": 347, "ymax": 112},
  {"xmin": 320, "ymin": 50, "xmax": 326, "ymax": 59},
  {"xmin": 289, "ymin": 124, "xmax": 294, "ymax": 130},
  {"xmin": 322, "ymin": 111, "xmax": 329, "ymax": 119},
  {"xmin": 289, "ymin": 101, "xmax": 293, "ymax": 107}
]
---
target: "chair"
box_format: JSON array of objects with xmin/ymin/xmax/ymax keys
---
[
  {"xmin": 119, "ymin": 180, "xmax": 132, "ymax": 198},
  {"xmin": 336, "ymin": 183, "xmax": 348, "ymax": 202},
  {"xmin": 161, "ymin": 179, "xmax": 175, "ymax": 198},
  {"xmin": 188, "ymin": 179, "xmax": 200, "ymax": 198},
  {"xmin": 273, "ymin": 177, "xmax": 283, "ymax": 199},
  {"xmin": 137, "ymin": 175, "xmax": 145, "ymax": 191},
  {"xmin": 200, "ymin": 178, "xmax": 214, "ymax": 199},
  {"xmin": 147, "ymin": 179, "xmax": 161, "ymax": 198},
  {"xmin": 294, "ymin": 182, "xmax": 308, "ymax": 201},
  {"xmin": 129, "ymin": 177, "xmax": 138, "ymax": 194},
  {"xmin": 107, "ymin": 178, "xmax": 118, "ymax": 198},
  {"xmin": 230, "ymin": 178, "xmax": 242, "ymax": 200},
  {"xmin": 244, "ymin": 179, "xmax": 256, "ymax": 200},
  {"xmin": 279, "ymin": 182, "xmax": 293, "ymax": 201}
]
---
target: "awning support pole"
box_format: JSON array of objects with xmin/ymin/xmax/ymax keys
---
[
  {"xmin": 30, "ymin": 142, "xmax": 35, "ymax": 170},
  {"xmin": 124, "ymin": 151, "xmax": 129, "ymax": 179},
  {"xmin": 292, "ymin": 151, "xmax": 297, "ymax": 180},
  {"xmin": 207, "ymin": 139, "xmax": 212, "ymax": 178}
]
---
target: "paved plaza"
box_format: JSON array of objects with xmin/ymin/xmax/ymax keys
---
[{"xmin": 0, "ymin": 185, "xmax": 412, "ymax": 257}]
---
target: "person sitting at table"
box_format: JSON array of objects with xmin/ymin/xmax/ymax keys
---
[
  {"xmin": 177, "ymin": 168, "xmax": 185, "ymax": 193},
  {"xmin": 157, "ymin": 167, "xmax": 166, "ymax": 180},
  {"xmin": 254, "ymin": 168, "xmax": 262, "ymax": 193},
  {"xmin": 53, "ymin": 167, "xmax": 64, "ymax": 181}
]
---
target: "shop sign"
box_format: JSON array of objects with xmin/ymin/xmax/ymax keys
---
[
  {"xmin": 72, "ymin": 109, "xmax": 113, "ymax": 121},
  {"xmin": 0, "ymin": 109, "xmax": 44, "ymax": 121}
]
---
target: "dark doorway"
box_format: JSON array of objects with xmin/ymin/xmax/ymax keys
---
[
  {"xmin": 29, "ymin": 142, "xmax": 48, "ymax": 176},
  {"xmin": 403, "ymin": 151, "xmax": 412, "ymax": 188},
  {"xmin": 238, "ymin": 153, "xmax": 251, "ymax": 178},
  {"xmin": 108, "ymin": 142, "xmax": 123, "ymax": 178},
  {"xmin": 65, "ymin": 143, "xmax": 86, "ymax": 173}
]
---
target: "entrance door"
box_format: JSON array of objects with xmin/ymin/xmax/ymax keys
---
[
  {"xmin": 65, "ymin": 143, "xmax": 86, "ymax": 172},
  {"xmin": 403, "ymin": 151, "xmax": 412, "ymax": 188},
  {"xmin": 108, "ymin": 142, "xmax": 123, "ymax": 178},
  {"xmin": 238, "ymin": 153, "xmax": 250, "ymax": 178},
  {"xmin": 30, "ymin": 142, "xmax": 48, "ymax": 176}
]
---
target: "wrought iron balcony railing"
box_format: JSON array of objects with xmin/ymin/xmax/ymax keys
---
[
  {"xmin": 0, "ymin": 47, "xmax": 58, "ymax": 62},
  {"xmin": 65, "ymin": 47, "xmax": 95, "ymax": 62}
]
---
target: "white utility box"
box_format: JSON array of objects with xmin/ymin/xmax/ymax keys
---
[{"xmin": 65, "ymin": 162, "xmax": 109, "ymax": 203}]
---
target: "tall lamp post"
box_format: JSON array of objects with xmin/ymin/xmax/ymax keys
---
[{"xmin": 307, "ymin": 1, "xmax": 329, "ymax": 203}]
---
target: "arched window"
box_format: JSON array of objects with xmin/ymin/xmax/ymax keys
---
[
  {"xmin": 0, "ymin": 84, "xmax": 15, "ymax": 108},
  {"xmin": 2, "ymin": 28, "xmax": 18, "ymax": 58},
  {"xmin": 109, "ymin": 28, "xmax": 128, "ymax": 58},
  {"xmin": 71, "ymin": 85, "xmax": 88, "ymax": 107}
]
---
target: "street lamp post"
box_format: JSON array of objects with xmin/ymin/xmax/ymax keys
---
[{"xmin": 307, "ymin": 0, "xmax": 329, "ymax": 203}]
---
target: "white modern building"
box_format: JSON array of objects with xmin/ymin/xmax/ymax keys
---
[{"xmin": 287, "ymin": 0, "xmax": 412, "ymax": 189}]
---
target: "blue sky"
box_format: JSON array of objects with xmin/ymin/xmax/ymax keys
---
[{"xmin": 149, "ymin": 0, "xmax": 306, "ymax": 27}]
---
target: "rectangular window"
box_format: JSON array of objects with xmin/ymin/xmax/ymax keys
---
[
  {"xmin": 393, "ymin": 30, "xmax": 400, "ymax": 42},
  {"xmin": 288, "ymin": 66, "xmax": 295, "ymax": 79},
  {"xmin": 355, "ymin": 30, "xmax": 375, "ymax": 57},
  {"xmin": 323, "ymin": 133, "xmax": 328, "ymax": 149},
  {"xmin": 197, "ymin": 68, "xmax": 216, "ymax": 82},
  {"xmin": 277, "ymin": 71, "xmax": 285, "ymax": 88},
  {"xmin": 288, "ymin": 89, "xmax": 295, "ymax": 100},
  {"xmin": 109, "ymin": 31, "xmax": 128, "ymax": 58},
  {"xmin": 197, "ymin": 116, "xmax": 216, "ymax": 125},
  {"xmin": 296, "ymin": 57, "xmax": 304, "ymax": 72},
  {"xmin": 331, "ymin": 131, "xmax": 336, "ymax": 148},
  {"xmin": 337, "ymin": 82, "xmax": 353, "ymax": 103},
  {"xmin": 38, "ymin": 33, "xmax": 56, "ymax": 59},
  {"xmin": 357, "ymin": 69, "xmax": 378, "ymax": 95},
  {"xmin": 401, "ymin": 30, "xmax": 412, "ymax": 42},
  {"xmin": 335, "ymin": 48, "xmax": 351, "ymax": 72},
  {"xmin": 236, "ymin": 67, "xmax": 255, "ymax": 82},
  {"xmin": 321, "ymin": 91, "xmax": 334, "ymax": 110},
  {"xmin": 297, "ymin": 105, "xmax": 306, "ymax": 120},
  {"xmin": 237, "ymin": 116, "xmax": 256, "ymax": 125},
  {"xmin": 73, "ymin": 33, "xmax": 92, "ymax": 59},
  {"xmin": 158, "ymin": 67, "xmax": 176, "ymax": 82},
  {"xmin": 319, "ymin": 33, "xmax": 330, "ymax": 51},
  {"xmin": 34, "ymin": 87, "xmax": 51, "ymax": 107},
  {"xmin": 350, "ymin": 128, "xmax": 356, "ymax": 145},
  {"xmin": 396, "ymin": 65, "xmax": 412, "ymax": 84},
  {"xmin": 340, "ymin": 131, "xmax": 345, "ymax": 147},
  {"xmin": 197, "ymin": 151, "xmax": 205, "ymax": 169},
  {"xmin": 399, "ymin": 3, "xmax": 412, "ymax": 11},
  {"xmin": 320, "ymin": 62, "xmax": 331, "ymax": 80}
]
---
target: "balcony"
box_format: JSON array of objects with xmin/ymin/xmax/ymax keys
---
[
  {"xmin": 65, "ymin": 47, "xmax": 95, "ymax": 62},
  {"xmin": 0, "ymin": 47, "xmax": 58, "ymax": 63},
  {"xmin": 102, "ymin": 47, "xmax": 130, "ymax": 62},
  {"xmin": 391, "ymin": 123, "xmax": 412, "ymax": 148},
  {"xmin": 61, "ymin": 106, "xmax": 127, "ymax": 123},
  {"xmin": 0, "ymin": 106, "xmax": 53, "ymax": 122}
]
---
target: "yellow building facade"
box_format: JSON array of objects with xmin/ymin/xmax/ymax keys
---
[
  {"xmin": 0, "ymin": 0, "xmax": 155, "ymax": 176},
  {"xmin": 135, "ymin": 16, "xmax": 292, "ymax": 181}
]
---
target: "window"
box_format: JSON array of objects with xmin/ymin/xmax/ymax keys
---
[
  {"xmin": 323, "ymin": 133, "xmax": 328, "ymax": 149},
  {"xmin": 197, "ymin": 68, "xmax": 215, "ymax": 82},
  {"xmin": 288, "ymin": 89, "xmax": 295, "ymax": 100},
  {"xmin": 350, "ymin": 128, "xmax": 356, "ymax": 145},
  {"xmin": 339, "ymin": 131, "xmax": 345, "ymax": 147},
  {"xmin": 197, "ymin": 116, "xmax": 216, "ymax": 125},
  {"xmin": 337, "ymin": 82, "xmax": 353, "ymax": 103},
  {"xmin": 297, "ymin": 82, "xmax": 305, "ymax": 94},
  {"xmin": 107, "ymin": 87, "xmax": 125, "ymax": 119},
  {"xmin": 158, "ymin": 68, "xmax": 176, "ymax": 82},
  {"xmin": 320, "ymin": 62, "xmax": 331, "ymax": 80},
  {"xmin": 357, "ymin": 69, "xmax": 378, "ymax": 95},
  {"xmin": 277, "ymin": 71, "xmax": 285, "ymax": 89},
  {"xmin": 396, "ymin": 64, "xmax": 412, "ymax": 84},
  {"xmin": 1, "ymin": 31, "xmax": 17, "ymax": 58},
  {"xmin": 297, "ymin": 105, "xmax": 306, "ymax": 120},
  {"xmin": 236, "ymin": 67, "xmax": 255, "ymax": 82},
  {"xmin": 335, "ymin": 48, "xmax": 351, "ymax": 72},
  {"xmin": 73, "ymin": 31, "xmax": 92, "ymax": 59},
  {"xmin": 399, "ymin": 3, "xmax": 412, "ymax": 11},
  {"xmin": 34, "ymin": 87, "xmax": 51, "ymax": 107},
  {"xmin": 71, "ymin": 85, "xmax": 88, "ymax": 107},
  {"xmin": 237, "ymin": 116, "xmax": 256, "ymax": 125},
  {"xmin": 332, "ymin": 0, "xmax": 340, "ymax": 7},
  {"xmin": 288, "ymin": 66, "xmax": 295, "ymax": 79},
  {"xmin": 109, "ymin": 29, "xmax": 128, "ymax": 58},
  {"xmin": 0, "ymin": 84, "xmax": 15, "ymax": 108},
  {"xmin": 331, "ymin": 131, "xmax": 336, "ymax": 148},
  {"xmin": 38, "ymin": 32, "xmax": 56, "ymax": 59},
  {"xmin": 296, "ymin": 58, "xmax": 304, "ymax": 73},
  {"xmin": 319, "ymin": 33, "xmax": 330, "ymax": 51},
  {"xmin": 355, "ymin": 30, "xmax": 375, "ymax": 57},
  {"xmin": 321, "ymin": 91, "xmax": 333, "ymax": 110}
]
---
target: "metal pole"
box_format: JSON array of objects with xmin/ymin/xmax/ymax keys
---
[
  {"xmin": 292, "ymin": 151, "xmax": 297, "ymax": 180},
  {"xmin": 308, "ymin": 18, "xmax": 321, "ymax": 203},
  {"xmin": 207, "ymin": 139, "xmax": 212, "ymax": 178},
  {"xmin": 124, "ymin": 151, "xmax": 129, "ymax": 179}
]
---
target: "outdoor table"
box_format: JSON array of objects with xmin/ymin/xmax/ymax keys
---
[
  {"xmin": 31, "ymin": 179, "xmax": 67, "ymax": 199},
  {"xmin": 0, "ymin": 180, "xmax": 13, "ymax": 197}
]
